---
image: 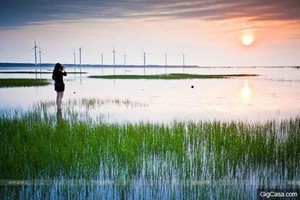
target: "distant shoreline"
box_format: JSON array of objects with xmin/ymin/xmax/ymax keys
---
[{"xmin": 0, "ymin": 63, "xmax": 299, "ymax": 69}]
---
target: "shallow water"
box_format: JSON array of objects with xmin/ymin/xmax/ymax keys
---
[
  {"xmin": 0, "ymin": 65, "xmax": 299, "ymax": 123},
  {"xmin": 1, "ymin": 65, "xmax": 300, "ymax": 199}
]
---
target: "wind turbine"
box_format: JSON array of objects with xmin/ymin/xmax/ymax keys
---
[
  {"xmin": 78, "ymin": 46, "xmax": 83, "ymax": 73},
  {"xmin": 38, "ymin": 46, "xmax": 43, "ymax": 65},
  {"xmin": 78, "ymin": 46, "xmax": 83, "ymax": 66},
  {"xmin": 112, "ymin": 46, "xmax": 116, "ymax": 75},
  {"xmin": 100, "ymin": 51, "xmax": 104, "ymax": 75},
  {"xmin": 30, "ymin": 40, "xmax": 39, "ymax": 77},
  {"xmin": 143, "ymin": 51, "xmax": 146, "ymax": 66},
  {"xmin": 73, "ymin": 51, "xmax": 76, "ymax": 65},
  {"xmin": 31, "ymin": 41, "xmax": 38, "ymax": 66},
  {"xmin": 164, "ymin": 52, "xmax": 168, "ymax": 66},
  {"xmin": 36, "ymin": 46, "xmax": 44, "ymax": 78},
  {"xmin": 100, "ymin": 52, "xmax": 104, "ymax": 66},
  {"xmin": 112, "ymin": 46, "xmax": 116, "ymax": 65},
  {"xmin": 164, "ymin": 52, "xmax": 168, "ymax": 74},
  {"xmin": 39, "ymin": 46, "xmax": 43, "ymax": 76},
  {"xmin": 124, "ymin": 53, "xmax": 126, "ymax": 66},
  {"xmin": 143, "ymin": 50, "xmax": 146, "ymax": 75},
  {"xmin": 73, "ymin": 51, "xmax": 77, "ymax": 75}
]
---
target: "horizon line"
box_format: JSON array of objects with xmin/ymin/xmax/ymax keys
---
[{"xmin": 0, "ymin": 62, "xmax": 299, "ymax": 69}]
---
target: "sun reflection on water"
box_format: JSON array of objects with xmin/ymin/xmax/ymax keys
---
[{"xmin": 240, "ymin": 79, "xmax": 252, "ymax": 104}]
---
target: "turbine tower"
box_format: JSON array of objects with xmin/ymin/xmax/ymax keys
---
[
  {"xmin": 164, "ymin": 52, "xmax": 168, "ymax": 74},
  {"xmin": 73, "ymin": 51, "xmax": 76, "ymax": 65},
  {"xmin": 37, "ymin": 46, "xmax": 43, "ymax": 78},
  {"xmin": 113, "ymin": 47, "xmax": 116, "ymax": 66},
  {"xmin": 101, "ymin": 53, "xmax": 104, "ymax": 66},
  {"xmin": 38, "ymin": 46, "xmax": 43, "ymax": 65},
  {"xmin": 142, "ymin": 50, "xmax": 147, "ymax": 75},
  {"xmin": 164, "ymin": 52, "xmax": 168, "ymax": 66},
  {"xmin": 112, "ymin": 46, "xmax": 116, "ymax": 75},
  {"xmin": 143, "ymin": 51, "xmax": 146, "ymax": 66},
  {"xmin": 78, "ymin": 47, "xmax": 83, "ymax": 66},
  {"xmin": 31, "ymin": 41, "xmax": 38, "ymax": 66},
  {"xmin": 78, "ymin": 46, "xmax": 83, "ymax": 74},
  {"xmin": 30, "ymin": 41, "xmax": 39, "ymax": 77}
]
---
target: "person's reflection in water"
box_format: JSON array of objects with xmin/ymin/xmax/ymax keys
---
[{"xmin": 56, "ymin": 109, "xmax": 64, "ymax": 128}]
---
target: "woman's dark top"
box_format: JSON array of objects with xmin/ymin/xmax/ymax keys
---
[
  {"xmin": 52, "ymin": 70, "xmax": 67, "ymax": 92},
  {"xmin": 52, "ymin": 71, "xmax": 67, "ymax": 83}
]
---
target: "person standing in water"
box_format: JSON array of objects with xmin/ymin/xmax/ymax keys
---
[{"xmin": 52, "ymin": 63, "xmax": 67, "ymax": 110}]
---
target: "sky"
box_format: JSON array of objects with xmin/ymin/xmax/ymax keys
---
[{"xmin": 0, "ymin": 0, "xmax": 300, "ymax": 66}]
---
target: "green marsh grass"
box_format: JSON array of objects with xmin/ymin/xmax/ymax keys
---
[
  {"xmin": 0, "ymin": 78, "xmax": 50, "ymax": 87},
  {"xmin": 0, "ymin": 101, "xmax": 299, "ymax": 199},
  {"xmin": 89, "ymin": 73, "xmax": 258, "ymax": 79}
]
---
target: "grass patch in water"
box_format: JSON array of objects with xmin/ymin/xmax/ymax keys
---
[
  {"xmin": 0, "ymin": 78, "xmax": 50, "ymax": 87},
  {"xmin": 89, "ymin": 73, "xmax": 258, "ymax": 79}
]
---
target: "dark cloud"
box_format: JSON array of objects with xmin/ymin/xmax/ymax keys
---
[{"xmin": 1, "ymin": 0, "xmax": 300, "ymax": 28}]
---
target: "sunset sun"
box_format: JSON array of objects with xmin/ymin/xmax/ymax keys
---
[
  {"xmin": 242, "ymin": 34, "xmax": 254, "ymax": 46},
  {"xmin": 241, "ymin": 30, "xmax": 255, "ymax": 46}
]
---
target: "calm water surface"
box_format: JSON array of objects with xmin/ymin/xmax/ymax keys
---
[
  {"xmin": 0, "ymin": 65, "xmax": 299, "ymax": 123},
  {"xmin": 1, "ymin": 65, "xmax": 300, "ymax": 199}
]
